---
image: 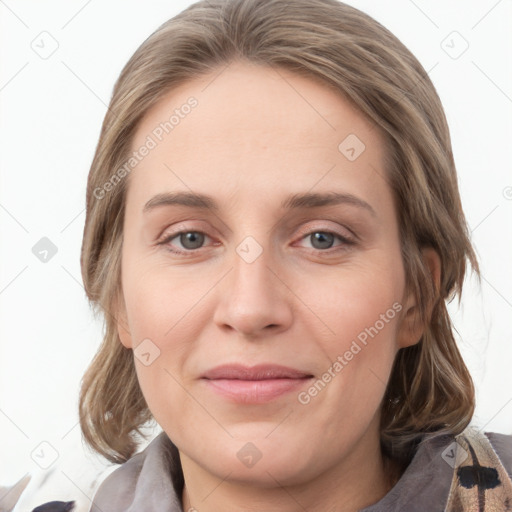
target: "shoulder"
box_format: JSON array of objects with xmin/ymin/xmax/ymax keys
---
[
  {"xmin": 441, "ymin": 427, "xmax": 512, "ymax": 511},
  {"xmin": 456, "ymin": 427, "xmax": 512, "ymax": 470},
  {"xmin": 362, "ymin": 428, "xmax": 511, "ymax": 512},
  {"xmin": 90, "ymin": 431, "xmax": 182, "ymax": 512},
  {"xmin": 453, "ymin": 426, "xmax": 512, "ymax": 478},
  {"xmin": 485, "ymin": 431, "xmax": 512, "ymax": 478},
  {"xmin": 89, "ymin": 443, "xmax": 153, "ymax": 512}
]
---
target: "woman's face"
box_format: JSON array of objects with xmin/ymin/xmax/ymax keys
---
[{"xmin": 116, "ymin": 61, "xmax": 424, "ymax": 486}]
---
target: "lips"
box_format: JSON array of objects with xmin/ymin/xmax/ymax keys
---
[
  {"xmin": 201, "ymin": 364, "xmax": 314, "ymax": 404},
  {"xmin": 201, "ymin": 364, "xmax": 312, "ymax": 380}
]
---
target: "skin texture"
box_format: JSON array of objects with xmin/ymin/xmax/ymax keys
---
[{"xmin": 116, "ymin": 61, "xmax": 440, "ymax": 512}]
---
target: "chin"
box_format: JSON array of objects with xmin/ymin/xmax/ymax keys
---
[{"xmin": 190, "ymin": 433, "xmax": 321, "ymax": 487}]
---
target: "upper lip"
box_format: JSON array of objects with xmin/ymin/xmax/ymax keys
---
[{"xmin": 201, "ymin": 364, "xmax": 313, "ymax": 380}]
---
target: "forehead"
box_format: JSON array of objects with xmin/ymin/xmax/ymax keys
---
[{"xmin": 127, "ymin": 60, "xmax": 390, "ymax": 212}]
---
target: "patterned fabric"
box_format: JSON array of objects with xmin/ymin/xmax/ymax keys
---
[
  {"xmin": 445, "ymin": 427, "xmax": 512, "ymax": 511},
  {"xmin": 32, "ymin": 501, "xmax": 75, "ymax": 512}
]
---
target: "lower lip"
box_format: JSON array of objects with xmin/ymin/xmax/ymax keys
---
[{"xmin": 203, "ymin": 378, "xmax": 311, "ymax": 404}]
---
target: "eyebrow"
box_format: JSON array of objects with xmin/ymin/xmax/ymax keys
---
[{"xmin": 143, "ymin": 191, "xmax": 376, "ymax": 217}]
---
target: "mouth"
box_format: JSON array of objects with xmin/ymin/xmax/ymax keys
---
[{"xmin": 200, "ymin": 364, "xmax": 314, "ymax": 404}]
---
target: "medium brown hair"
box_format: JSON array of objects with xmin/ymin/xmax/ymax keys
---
[{"xmin": 79, "ymin": 0, "xmax": 479, "ymax": 464}]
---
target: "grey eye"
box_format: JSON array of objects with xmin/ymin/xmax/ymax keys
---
[
  {"xmin": 310, "ymin": 232, "xmax": 335, "ymax": 250},
  {"xmin": 179, "ymin": 232, "xmax": 205, "ymax": 250}
]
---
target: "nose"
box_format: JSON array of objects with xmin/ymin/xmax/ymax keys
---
[{"xmin": 213, "ymin": 242, "xmax": 293, "ymax": 338}]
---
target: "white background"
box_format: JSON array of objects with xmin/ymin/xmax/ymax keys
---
[{"xmin": 1, "ymin": 0, "xmax": 511, "ymax": 488}]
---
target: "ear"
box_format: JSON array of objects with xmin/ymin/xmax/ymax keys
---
[
  {"xmin": 112, "ymin": 288, "xmax": 134, "ymax": 349},
  {"xmin": 396, "ymin": 247, "xmax": 441, "ymax": 349}
]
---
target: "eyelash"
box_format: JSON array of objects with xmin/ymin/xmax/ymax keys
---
[{"xmin": 156, "ymin": 227, "xmax": 356, "ymax": 256}]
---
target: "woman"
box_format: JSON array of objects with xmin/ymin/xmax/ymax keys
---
[{"xmin": 37, "ymin": 0, "xmax": 512, "ymax": 510}]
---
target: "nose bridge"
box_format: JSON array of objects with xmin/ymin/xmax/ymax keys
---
[{"xmin": 233, "ymin": 235, "xmax": 273, "ymax": 296}]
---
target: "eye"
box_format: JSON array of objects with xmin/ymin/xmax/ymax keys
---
[
  {"xmin": 297, "ymin": 229, "xmax": 356, "ymax": 252},
  {"xmin": 159, "ymin": 230, "xmax": 213, "ymax": 254}
]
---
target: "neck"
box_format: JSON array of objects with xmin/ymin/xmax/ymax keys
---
[{"xmin": 180, "ymin": 423, "xmax": 398, "ymax": 512}]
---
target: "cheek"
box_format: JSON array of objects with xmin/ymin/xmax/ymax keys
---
[
  {"xmin": 298, "ymin": 256, "xmax": 405, "ymax": 352},
  {"xmin": 319, "ymin": 286, "xmax": 401, "ymax": 394},
  {"xmin": 120, "ymin": 262, "xmax": 213, "ymax": 432},
  {"xmin": 122, "ymin": 257, "xmax": 207, "ymax": 346},
  {"xmin": 291, "ymin": 257, "xmax": 404, "ymax": 412}
]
